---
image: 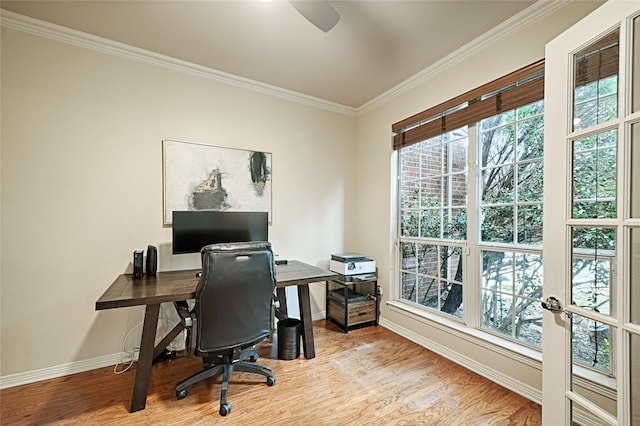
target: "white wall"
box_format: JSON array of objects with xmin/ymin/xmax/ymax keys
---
[
  {"xmin": 0, "ymin": 27, "xmax": 356, "ymax": 377},
  {"xmin": 354, "ymin": 0, "xmax": 604, "ymax": 397}
]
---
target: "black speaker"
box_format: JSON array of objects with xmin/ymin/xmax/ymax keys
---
[
  {"xmin": 133, "ymin": 250, "xmax": 143, "ymax": 279},
  {"xmin": 146, "ymin": 245, "xmax": 157, "ymax": 277}
]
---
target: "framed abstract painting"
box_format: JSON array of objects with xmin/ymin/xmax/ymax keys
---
[{"xmin": 163, "ymin": 139, "xmax": 272, "ymax": 225}]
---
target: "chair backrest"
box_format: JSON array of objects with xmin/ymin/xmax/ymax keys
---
[{"xmin": 194, "ymin": 241, "xmax": 276, "ymax": 355}]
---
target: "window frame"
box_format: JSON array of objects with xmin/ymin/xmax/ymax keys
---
[{"xmin": 393, "ymin": 61, "xmax": 547, "ymax": 352}]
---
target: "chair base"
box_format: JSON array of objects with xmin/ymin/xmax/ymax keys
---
[{"xmin": 175, "ymin": 348, "xmax": 275, "ymax": 416}]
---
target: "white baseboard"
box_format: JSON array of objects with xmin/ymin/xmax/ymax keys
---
[
  {"xmin": 1, "ymin": 313, "xmax": 328, "ymax": 390},
  {"xmin": 0, "ymin": 353, "xmax": 125, "ymax": 390}
]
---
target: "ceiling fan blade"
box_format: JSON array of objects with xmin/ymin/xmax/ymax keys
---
[{"xmin": 290, "ymin": 1, "xmax": 340, "ymax": 33}]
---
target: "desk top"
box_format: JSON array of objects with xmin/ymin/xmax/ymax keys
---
[{"xmin": 96, "ymin": 260, "xmax": 337, "ymax": 311}]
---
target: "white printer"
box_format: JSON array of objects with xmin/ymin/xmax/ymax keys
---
[{"xmin": 329, "ymin": 253, "xmax": 376, "ymax": 276}]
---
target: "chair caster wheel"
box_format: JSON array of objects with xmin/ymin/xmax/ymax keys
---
[
  {"xmin": 267, "ymin": 376, "xmax": 276, "ymax": 386},
  {"xmin": 176, "ymin": 389, "xmax": 188, "ymax": 400},
  {"xmin": 220, "ymin": 402, "xmax": 232, "ymax": 416},
  {"xmin": 249, "ymin": 354, "xmax": 259, "ymax": 362}
]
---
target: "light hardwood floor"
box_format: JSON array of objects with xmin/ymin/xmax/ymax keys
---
[{"xmin": 0, "ymin": 321, "xmax": 541, "ymax": 425}]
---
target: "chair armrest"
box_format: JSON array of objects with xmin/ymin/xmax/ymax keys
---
[
  {"xmin": 174, "ymin": 300, "xmax": 191, "ymax": 324},
  {"xmin": 173, "ymin": 301, "xmax": 197, "ymax": 357}
]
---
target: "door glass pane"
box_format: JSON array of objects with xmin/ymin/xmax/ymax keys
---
[
  {"xmin": 631, "ymin": 333, "xmax": 640, "ymax": 425},
  {"xmin": 571, "ymin": 315, "xmax": 618, "ymax": 415},
  {"xmin": 632, "ymin": 228, "xmax": 640, "ymax": 325},
  {"xmin": 633, "ymin": 16, "xmax": 640, "ymax": 113},
  {"xmin": 571, "ymin": 227, "xmax": 616, "ymax": 317},
  {"xmin": 573, "ymin": 30, "xmax": 619, "ymax": 131},
  {"xmin": 572, "ymin": 313, "xmax": 612, "ymax": 372},
  {"xmin": 632, "ymin": 123, "xmax": 640, "ymax": 217},
  {"xmin": 570, "ymin": 315, "xmax": 617, "ymax": 422},
  {"xmin": 572, "ymin": 130, "xmax": 617, "ymax": 219}
]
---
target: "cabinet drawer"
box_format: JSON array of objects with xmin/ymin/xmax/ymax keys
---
[{"xmin": 327, "ymin": 298, "xmax": 376, "ymax": 326}]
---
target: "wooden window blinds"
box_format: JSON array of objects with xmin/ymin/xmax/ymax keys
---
[
  {"xmin": 574, "ymin": 29, "xmax": 619, "ymax": 88},
  {"xmin": 392, "ymin": 60, "xmax": 545, "ymax": 150}
]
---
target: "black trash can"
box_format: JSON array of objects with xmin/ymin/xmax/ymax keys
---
[{"xmin": 277, "ymin": 318, "xmax": 301, "ymax": 360}]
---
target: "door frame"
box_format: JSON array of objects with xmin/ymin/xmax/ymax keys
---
[{"xmin": 543, "ymin": 1, "xmax": 640, "ymax": 425}]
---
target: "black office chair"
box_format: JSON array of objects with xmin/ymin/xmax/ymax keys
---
[{"xmin": 175, "ymin": 241, "xmax": 276, "ymax": 416}]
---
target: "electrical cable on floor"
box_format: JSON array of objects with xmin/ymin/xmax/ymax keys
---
[
  {"xmin": 113, "ymin": 304, "xmax": 184, "ymax": 375},
  {"xmin": 114, "ymin": 319, "xmax": 143, "ymax": 374},
  {"xmin": 160, "ymin": 303, "xmax": 185, "ymax": 352}
]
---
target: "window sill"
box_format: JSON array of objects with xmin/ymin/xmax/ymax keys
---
[
  {"xmin": 387, "ymin": 300, "xmax": 541, "ymax": 367},
  {"xmin": 385, "ymin": 300, "xmax": 616, "ymax": 400}
]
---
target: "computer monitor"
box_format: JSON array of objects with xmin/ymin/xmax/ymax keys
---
[{"xmin": 172, "ymin": 210, "xmax": 268, "ymax": 254}]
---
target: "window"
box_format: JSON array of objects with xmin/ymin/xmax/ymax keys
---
[
  {"xmin": 394, "ymin": 61, "xmax": 546, "ymax": 350},
  {"xmin": 479, "ymin": 100, "xmax": 544, "ymax": 347},
  {"xmin": 399, "ymin": 128, "xmax": 468, "ymax": 319},
  {"xmin": 398, "ymin": 100, "xmax": 545, "ymax": 347}
]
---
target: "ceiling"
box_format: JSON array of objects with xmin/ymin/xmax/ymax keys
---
[{"xmin": 1, "ymin": 0, "xmax": 539, "ymax": 109}]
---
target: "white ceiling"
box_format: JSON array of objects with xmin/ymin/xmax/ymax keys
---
[{"xmin": 1, "ymin": 0, "xmax": 542, "ymax": 109}]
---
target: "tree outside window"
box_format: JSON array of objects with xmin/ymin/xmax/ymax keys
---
[{"xmin": 479, "ymin": 100, "xmax": 544, "ymax": 348}]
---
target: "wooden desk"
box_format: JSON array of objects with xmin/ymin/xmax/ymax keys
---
[{"xmin": 96, "ymin": 260, "xmax": 336, "ymax": 413}]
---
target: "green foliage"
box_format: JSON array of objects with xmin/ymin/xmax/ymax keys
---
[{"xmin": 572, "ymin": 130, "xmax": 617, "ymax": 219}]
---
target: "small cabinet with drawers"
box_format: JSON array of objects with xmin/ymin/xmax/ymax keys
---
[{"xmin": 326, "ymin": 274, "xmax": 378, "ymax": 332}]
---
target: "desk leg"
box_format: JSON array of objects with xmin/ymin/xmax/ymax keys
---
[
  {"xmin": 275, "ymin": 287, "xmax": 288, "ymax": 319},
  {"xmin": 130, "ymin": 303, "xmax": 160, "ymax": 413},
  {"xmin": 297, "ymin": 284, "xmax": 315, "ymax": 359}
]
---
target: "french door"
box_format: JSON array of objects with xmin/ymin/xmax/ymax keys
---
[{"xmin": 543, "ymin": 1, "xmax": 640, "ymax": 425}]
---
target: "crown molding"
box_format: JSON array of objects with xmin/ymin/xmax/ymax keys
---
[
  {"xmin": 1, "ymin": 2, "xmax": 569, "ymax": 117},
  {"xmin": 0, "ymin": 9, "xmax": 358, "ymax": 116},
  {"xmin": 357, "ymin": 0, "xmax": 568, "ymax": 115}
]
